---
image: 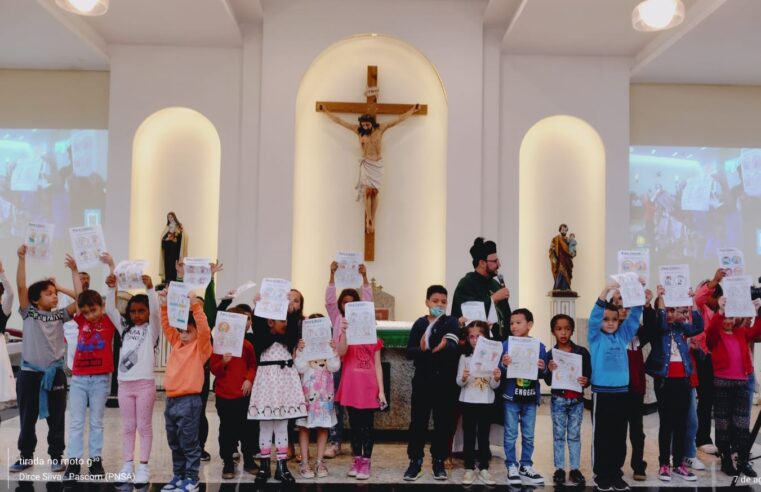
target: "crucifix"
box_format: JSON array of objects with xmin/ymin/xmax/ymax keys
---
[{"xmin": 316, "ymin": 65, "xmax": 427, "ymax": 261}]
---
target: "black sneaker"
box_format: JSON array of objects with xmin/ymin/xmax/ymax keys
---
[
  {"xmin": 200, "ymin": 450, "xmax": 211, "ymax": 462},
  {"xmin": 739, "ymin": 460, "xmax": 758, "ymax": 478},
  {"xmin": 612, "ymin": 476, "xmax": 631, "ymax": 491},
  {"xmin": 518, "ymin": 465, "xmax": 544, "ymax": 484},
  {"xmin": 51, "ymin": 456, "xmax": 66, "ymax": 473},
  {"xmin": 403, "ymin": 459, "xmax": 423, "ymax": 481},
  {"xmin": 595, "ymin": 476, "xmax": 613, "ymax": 492},
  {"xmin": 432, "ymin": 459, "xmax": 448, "ymax": 480},
  {"xmin": 569, "ymin": 469, "xmax": 586, "ymax": 486},
  {"xmin": 89, "ymin": 456, "xmax": 105, "ymax": 477},
  {"xmin": 63, "ymin": 463, "xmax": 81, "ymax": 482},
  {"xmin": 222, "ymin": 460, "xmax": 235, "ymax": 479},
  {"xmin": 10, "ymin": 457, "xmax": 33, "ymax": 473},
  {"xmin": 553, "ymin": 469, "xmax": 565, "ymax": 485}
]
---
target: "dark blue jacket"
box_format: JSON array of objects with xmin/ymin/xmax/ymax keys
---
[
  {"xmin": 644, "ymin": 308, "xmax": 703, "ymax": 378},
  {"xmin": 498, "ymin": 336, "xmax": 548, "ymax": 405},
  {"xmin": 406, "ymin": 314, "xmax": 460, "ymax": 388}
]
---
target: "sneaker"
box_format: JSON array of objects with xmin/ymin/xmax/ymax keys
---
[
  {"xmin": 9, "ymin": 457, "xmax": 33, "ymax": 473},
  {"xmin": 612, "ymin": 477, "xmax": 631, "ymax": 491},
  {"xmin": 50, "ymin": 456, "xmax": 66, "ymax": 473},
  {"xmin": 519, "ymin": 465, "xmax": 544, "ymax": 484},
  {"xmin": 299, "ymin": 461, "xmax": 315, "ymax": 479},
  {"xmin": 433, "ymin": 458, "xmax": 448, "ymax": 480},
  {"xmin": 89, "ymin": 456, "xmax": 106, "ymax": 477},
  {"xmin": 347, "ymin": 456, "xmax": 361, "ymax": 477},
  {"xmin": 672, "ymin": 464, "xmax": 697, "ymax": 481},
  {"xmin": 632, "ymin": 470, "xmax": 646, "ymax": 481},
  {"xmin": 699, "ymin": 443, "xmax": 719, "ymax": 455},
  {"xmin": 315, "ymin": 460, "xmax": 328, "ymax": 478},
  {"xmin": 553, "ymin": 469, "xmax": 566, "ymax": 485},
  {"xmin": 117, "ymin": 462, "xmax": 134, "ymax": 483},
  {"xmin": 462, "ymin": 469, "xmax": 476, "ymax": 485},
  {"xmin": 479, "ymin": 468, "xmax": 496, "ymax": 485},
  {"xmin": 595, "ymin": 476, "xmax": 613, "ymax": 491},
  {"xmin": 403, "ymin": 458, "xmax": 423, "ymax": 481},
  {"xmin": 356, "ymin": 457, "xmax": 371, "ymax": 480},
  {"xmin": 323, "ymin": 442, "xmax": 340, "ymax": 459},
  {"xmin": 62, "ymin": 463, "xmax": 80, "ymax": 482},
  {"xmin": 684, "ymin": 456, "xmax": 706, "ymax": 470},
  {"xmin": 569, "ymin": 469, "xmax": 586, "ymax": 486},
  {"xmin": 739, "ymin": 460, "xmax": 758, "ymax": 478},
  {"xmin": 177, "ymin": 477, "xmax": 199, "ymax": 492},
  {"xmin": 134, "ymin": 464, "xmax": 150, "ymax": 484},
  {"xmin": 506, "ymin": 464, "xmax": 521, "ymax": 485},
  {"xmin": 222, "ymin": 460, "xmax": 236, "ymax": 479},
  {"xmin": 200, "ymin": 451, "xmax": 211, "ymax": 462},
  {"xmin": 161, "ymin": 475, "xmax": 184, "ymax": 491},
  {"xmin": 658, "ymin": 464, "xmax": 671, "ymax": 481}
]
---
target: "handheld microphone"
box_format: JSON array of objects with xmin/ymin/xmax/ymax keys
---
[{"xmin": 497, "ymin": 274, "xmax": 506, "ymax": 288}]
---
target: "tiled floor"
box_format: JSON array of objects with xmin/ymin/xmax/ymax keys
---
[{"xmin": 0, "ymin": 398, "xmax": 759, "ymax": 489}]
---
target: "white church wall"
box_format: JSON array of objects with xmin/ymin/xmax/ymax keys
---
[
  {"xmin": 499, "ymin": 55, "xmax": 630, "ymax": 348},
  {"xmin": 106, "ymin": 45, "xmax": 242, "ymax": 286},
  {"xmin": 255, "ymin": 0, "xmax": 487, "ymax": 317}
]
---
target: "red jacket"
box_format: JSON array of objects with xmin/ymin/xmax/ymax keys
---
[
  {"xmin": 210, "ymin": 340, "xmax": 256, "ymax": 400},
  {"xmin": 706, "ymin": 313, "xmax": 761, "ymax": 377}
]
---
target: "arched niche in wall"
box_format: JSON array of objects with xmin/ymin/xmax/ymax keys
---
[
  {"xmin": 130, "ymin": 107, "xmax": 221, "ymax": 279},
  {"xmin": 293, "ymin": 34, "xmax": 447, "ymax": 321},
  {"xmin": 519, "ymin": 115, "xmax": 605, "ymax": 347}
]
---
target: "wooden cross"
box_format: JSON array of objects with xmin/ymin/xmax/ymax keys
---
[{"xmin": 316, "ymin": 65, "xmax": 428, "ymax": 261}]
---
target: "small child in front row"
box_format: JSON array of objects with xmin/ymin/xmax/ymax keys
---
[
  {"xmin": 159, "ymin": 289, "xmax": 212, "ymax": 492},
  {"xmin": 294, "ymin": 314, "xmax": 340, "ymax": 479},
  {"xmin": 588, "ymin": 282, "xmax": 644, "ymax": 492},
  {"xmin": 456, "ymin": 321, "xmax": 500, "ymax": 486},
  {"xmin": 545, "ymin": 314, "xmax": 591, "ymax": 487},
  {"xmin": 499, "ymin": 308, "xmax": 548, "ymax": 486},
  {"xmin": 335, "ymin": 318, "xmax": 385, "ymax": 480}
]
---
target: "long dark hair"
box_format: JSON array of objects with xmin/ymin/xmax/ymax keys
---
[
  {"xmin": 461, "ymin": 320, "xmax": 491, "ymax": 356},
  {"xmin": 337, "ymin": 288, "xmax": 361, "ymax": 316},
  {"xmin": 124, "ymin": 294, "xmax": 150, "ymax": 329},
  {"xmin": 166, "ymin": 211, "xmax": 182, "ymax": 227}
]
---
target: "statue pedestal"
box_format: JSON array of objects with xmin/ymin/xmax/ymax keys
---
[{"xmin": 548, "ymin": 290, "xmax": 579, "ymax": 342}]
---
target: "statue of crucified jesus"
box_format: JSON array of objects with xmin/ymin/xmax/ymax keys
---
[{"xmin": 318, "ymin": 103, "xmax": 421, "ymax": 233}]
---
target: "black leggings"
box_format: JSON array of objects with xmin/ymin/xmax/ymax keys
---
[{"xmin": 347, "ymin": 407, "xmax": 374, "ymax": 458}]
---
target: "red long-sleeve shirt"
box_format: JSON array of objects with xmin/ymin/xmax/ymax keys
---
[
  {"xmin": 706, "ymin": 313, "xmax": 761, "ymax": 377},
  {"xmin": 210, "ymin": 340, "xmax": 256, "ymax": 400}
]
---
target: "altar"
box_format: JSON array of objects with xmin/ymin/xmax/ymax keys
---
[{"xmin": 374, "ymin": 320, "xmax": 415, "ymax": 431}]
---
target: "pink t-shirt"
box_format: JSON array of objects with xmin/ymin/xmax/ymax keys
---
[
  {"xmin": 714, "ymin": 331, "xmax": 746, "ymax": 380},
  {"xmin": 335, "ymin": 337, "xmax": 384, "ymax": 409}
]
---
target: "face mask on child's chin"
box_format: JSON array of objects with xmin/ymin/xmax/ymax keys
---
[{"xmin": 430, "ymin": 306, "xmax": 445, "ymax": 317}]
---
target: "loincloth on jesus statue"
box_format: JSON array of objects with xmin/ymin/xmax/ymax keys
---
[{"xmin": 355, "ymin": 157, "xmax": 383, "ymax": 201}]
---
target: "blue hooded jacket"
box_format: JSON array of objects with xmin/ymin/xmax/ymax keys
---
[
  {"xmin": 588, "ymin": 299, "xmax": 643, "ymax": 393},
  {"xmin": 498, "ymin": 336, "xmax": 548, "ymax": 405}
]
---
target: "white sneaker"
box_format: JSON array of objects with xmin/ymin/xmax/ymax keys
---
[
  {"xmin": 519, "ymin": 465, "xmax": 544, "ymax": 484},
  {"xmin": 699, "ymin": 443, "xmax": 719, "ymax": 455},
  {"xmin": 507, "ymin": 464, "xmax": 521, "ymax": 485},
  {"xmin": 134, "ymin": 464, "xmax": 150, "ymax": 484},
  {"xmin": 117, "ymin": 462, "xmax": 134, "ymax": 483},
  {"xmin": 479, "ymin": 468, "xmax": 496, "ymax": 485},
  {"xmin": 684, "ymin": 457, "xmax": 706, "ymax": 471},
  {"xmin": 462, "ymin": 469, "xmax": 476, "ymax": 485}
]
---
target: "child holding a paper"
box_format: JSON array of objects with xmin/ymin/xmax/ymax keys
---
[
  {"xmin": 158, "ymin": 289, "xmax": 212, "ymax": 492},
  {"xmin": 62, "ymin": 259, "xmax": 119, "ymax": 483},
  {"xmin": 249, "ymin": 313, "xmax": 306, "ymax": 485},
  {"xmin": 645, "ymin": 285, "xmax": 703, "ymax": 483},
  {"xmin": 210, "ymin": 306, "xmax": 257, "ymax": 480},
  {"xmin": 107, "ymin": 273, "xmax": 161, "ymax": 485},
  {"xmin": 10, "ymin": 246, "xmax": 80, "ymax": 475},
  {"xmin": 498, "ymin": 308, "xmax": 548, "ymax": 486},
  {"xmin": 588, "ymin": 281, "xmax": 643, "ymax": 492},
  {"xmin": 403, "ymin": 285, "xmax": 461, "ymax": 482},
  {"xmin": 545, "ymin": 314, "xmax": 591, "ymax": 487},
  {"xmin": 335, "ymin": 316, "xmax": 385, "ymax": 480},
  {"xmin": 294, "ymin": 316, "xmax": 340, "ymax": 479},
  {"xmin": 705, "ymin": 296, "xmax": 761, "ymax": 477},
  {"xmin": 325, "ymin": 261, "xmax": 373, "ymax": 458},
  {"xmin": 0, "ymin": 261, "xmax": 13, "ymax": 335},
  {"xmin": 456, "ymin": 321, "xmax": 501, "ymax": 485}
]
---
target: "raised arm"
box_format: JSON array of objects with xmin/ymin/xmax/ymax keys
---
[
  {"xmin": 104, "ymin": 275, "xmax": 124, "ymax": 334},
  {"xmin": 0, "ymin": 262, "xmax": 14, "ymax": 316},
  {"xmin": 65, "ymin": 254, "xmax": 82, "ymax": 318},
  {"xmin": 16, "ymin": 245, "xmax": 29, "ymax": 310},
  {"xmin": 379, "ymin": 104, "xmax": 420, "ymax": 132},
  {"xmin": 319, "ymin": 105, "xmax": 357, "ymax": 132}
]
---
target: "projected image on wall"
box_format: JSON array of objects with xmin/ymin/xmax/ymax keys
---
[
  {"xmin": 0, "ymin": 129, "xmax": 108, "ymax": 268},
  {"xmin": 629, "ymin": 146, "xmax": 761, "ymax": 283}
]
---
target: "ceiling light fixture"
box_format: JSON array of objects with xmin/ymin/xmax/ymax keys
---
[
  {"xmin": 632, "ymin": 0, "xmax": 684, "ymax": 32},
  {"xmin": 55, "ymin": 0, "xmax": 109, "ymax": 16}
]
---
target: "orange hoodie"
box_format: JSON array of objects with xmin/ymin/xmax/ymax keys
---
[{"xmin": 161, "ymin": 302, "xmax": 212, "ymax": 398}]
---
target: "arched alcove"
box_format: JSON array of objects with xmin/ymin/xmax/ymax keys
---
[
  {"xmin": 130, "ymin": 107, "xmax": 221, "ymax": 277},
  {"xmin": 293, "ymin": 35, "xmax": 448, "ymax": 320},
  {"xmin": 519, "ymin": 115, "xmax": 605, "ymax": 347}
]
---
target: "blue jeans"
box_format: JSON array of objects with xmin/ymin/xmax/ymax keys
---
[
  {"xmin": 551, "ymin": 396, "xmax": 583, "ymax": 470},
  {"xmin": 684, "ymin": 388, "xmax": 698, "ymax": 459},
  {"xmin": 66, "ymin": 374, "xmax": 110, "ymax": 459},
  {"xmin": 165, "ymin": 394, "xmax": 202, "ymax": 481},
  {"xmin": 503, "ymin": 400, "xmax": 537, "ymax": 468}
]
